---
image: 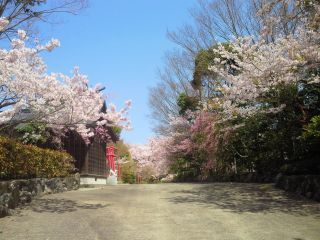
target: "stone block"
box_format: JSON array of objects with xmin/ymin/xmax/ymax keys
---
[
  {"xmin": 0, "ymin": 205, "xmax": 9, "ymax": 218},
  {"xmin": 0, "ymin": 182, "xmax": 9, "ymax": 195},
  {"xmin": 0, "ymin": 193, "xmax": 11, "ymax": 207},
  {"xmin": 8, "ymin": 181, "xmax": 20, "ymax": 208},
  {"xmin": 19, "ymin": 191, "xmax": 32, "ymax": 204}
]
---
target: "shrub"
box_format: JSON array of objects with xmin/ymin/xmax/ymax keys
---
[
  {"xmin": 121, "ymin": 171, "xmax": 136, "ymax": 184},
  {"xmin": 303, "ymin": 115, "xmax": 320, "ymax": 139},
  {"xmin": 15, "ymin": 123, "xmax": 49, "ymax": 145},
  {"xmin": 0, "ymin": 136, "xmax": 75, "ymax": 179},
  {"xmin": 115, "ymin": 140, "xmax": 137, "ymax": 183}
]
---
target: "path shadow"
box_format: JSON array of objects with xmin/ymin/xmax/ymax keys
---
[
  {"xmin": 23, "ymin": 198, "xmax": 108, "ymax": 214},
  {"xmin": 166, "ymin": 183, "xmax": 320, "ymax": 217}
]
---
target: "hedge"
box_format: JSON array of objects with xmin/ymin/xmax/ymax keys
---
[{"xmin": 0, "ymin": 136, "xmax": 75, "ymax": 179}]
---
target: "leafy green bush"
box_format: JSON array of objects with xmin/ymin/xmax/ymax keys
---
[
  {"xmin": 15, "ymin": 123, "xmax": 49, "ymax": 145},
  {"xmin": 114, "ymin": 140, "xmax": 137, "ymax": 183},
  {"xmin": 121, "ymin": 171, "xmax": 136, "ymax": 184},
  {"xmin": 177, "ymin": 93, "xmax": 198, "ymax": 115},
  {"xmin": 0, "ymin": 136, "xmax": 75, "ymax": 179},
  {"xmin": 303, "ymin": 115, "xmax": 320, "ymax": 139}
]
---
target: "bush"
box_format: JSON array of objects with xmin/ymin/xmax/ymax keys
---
[
  {"xmin": 115, "ymin": 140, "xmax": 137, "ymax": 184},
  {"xmin": 121, "ymin": 171, "xmax": 136, "ymax": 184},
  {"xmin": 0, "ymin": 136, "xmax": 75, "ymax": 179}
]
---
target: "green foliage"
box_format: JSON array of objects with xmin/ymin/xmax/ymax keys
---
[
  {"xmin": 303, "ymin": 115, "xmax": 320, "ymax": 138},
  {"xmin": 169, "ymin": 157, "xmax": 198, "ymax": 181},
  {"xmin": 112, "ymin": 126, "xmax": 122, "ymax": 137},
  {"xmin": 115, "ymin": 140, "xmax": 137, "ymax": 184},
  {"xmin": 177, "ymin": 93, "xmax": 198, "ymax": 115},
  {"xmin": 192, "ymin": 43, "xmax": 238, "ymax": 90},
  {"xmin": 121, "ymin": 171, "xmax": 136, "ymax": 184},
  {"xmin": 121, "ymin": 158, "xmax": 137, "ymax": 184},
  {"xmin": 192, "ymin": 49, "xmax": 215, "ymax": 90},
  {"xmin": 298, "ymin": 0, "xmax": 320, "ymax": 30},
  {"xmin": 15, "ymin": 123, "xmax": 49, "ymax": 145},
  {"xmin": 0, "ymin": 136, "xmax": 75, "ymax": 180}
]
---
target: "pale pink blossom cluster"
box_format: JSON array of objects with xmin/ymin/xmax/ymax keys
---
[
  {"xmin": 129, "ymin": 136, "xmax": 172, "ymax": 176},
  {"xmin": 0, "ymin": 30, "xmax": 131, "ymax": 143},
  {"xmin": 208, "ymin": 26, "xmax": 320, "ymax": 118},
  {"xmin": 0, "ymin": 17, "xmax": 9, "ymax": 31},
  {"xmin": 101, "ymin": 100, "xmax": 132, "ymax": 131},
  {"xmin": 168, "ymin": 112, "xmax": 221, "ymax": 176},
  {"xmin": 44, "ymin": 39, "xmax": 60, "ymax": 52}
]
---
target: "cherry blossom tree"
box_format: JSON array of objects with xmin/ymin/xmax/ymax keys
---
[
  {"xmin": 0, "ymin": 28, "xmax": 131, "ymax": 143},
  {"xmin": 207, "ymin": 28, "xmax": 319, "ymax": 118},
  {"xmin": 204, "ymin": 0, "xmax": 320, "ymax": 119},
  {"xmin": 129, "ymin": 136, "xmax": 172, "ymax": 177}
]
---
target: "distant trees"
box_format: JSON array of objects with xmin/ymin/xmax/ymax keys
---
[
  {"xmin": 129, "ymin": 137, "xmax": 171, "ymax": 179},
  {"xmin": 115, "ymin": 140, "xmax": 137, "ymax": 184}
]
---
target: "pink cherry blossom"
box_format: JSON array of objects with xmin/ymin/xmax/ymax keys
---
[{"xmin": 0, "ymin": 31, "xmax": 132, "ymax": 144}]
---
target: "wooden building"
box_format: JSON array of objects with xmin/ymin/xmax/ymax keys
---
[{"xmin": 63, "ymin": 127, "xmax": 119, "ymax": 184}]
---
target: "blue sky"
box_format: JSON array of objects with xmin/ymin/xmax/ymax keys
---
[{"xmin": 39, "ymin": 0, "xmax": 195, "ymax": 144}]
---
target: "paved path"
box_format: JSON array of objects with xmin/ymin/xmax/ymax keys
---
[{"xmin": 0, "ymin": 183, "xmax": 320, "ymax": 240}]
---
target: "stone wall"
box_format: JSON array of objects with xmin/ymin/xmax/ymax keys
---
[
  {"xmin": 0, "ymin": 173, "xmax": 80, "ymax": 218},
  {"xmin": 275, "ymin": 174, "xmax": 320, "ymax": 202},
  {"xmin": 175, "ymin": 172, "xmax": 275, "ymax": 183}
]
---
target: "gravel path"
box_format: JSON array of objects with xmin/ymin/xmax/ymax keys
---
[{"xmin": 0, "ymin": 183, "xmax": 319, "ymax": 240}]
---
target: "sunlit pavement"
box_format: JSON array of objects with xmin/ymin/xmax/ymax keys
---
[{"xmin": 0, "ymin": 183, "xmax": 319, "ymax": 240}]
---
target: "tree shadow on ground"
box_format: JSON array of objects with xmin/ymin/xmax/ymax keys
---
[
  {"xmin": 166, "ymin": 183, "xmax": 320, "ymax": 217},
  {"xmin": 23, "ymin": 198, "xmax": 109, "ymax": 214}
]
